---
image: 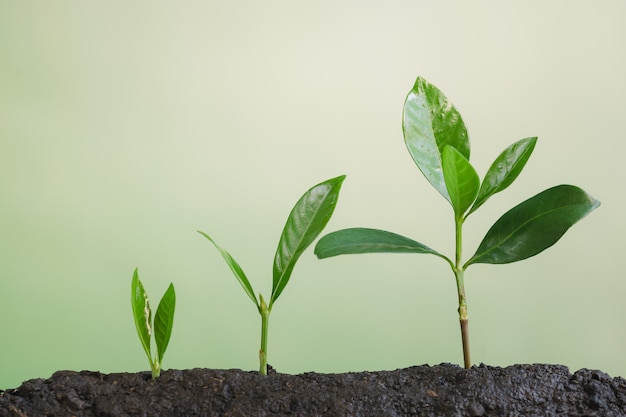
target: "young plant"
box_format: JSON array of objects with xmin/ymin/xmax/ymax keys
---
[
  {"xmin": 131, "ymin": 268, "xmax": 176, "ymax": 380},
  {"xmin": 199, "ymin": 175, "xmax": 346, "ymax": 375},
  {"xmin": 314, "ymin": 77, "xmax": 600, "ymax": 369}
]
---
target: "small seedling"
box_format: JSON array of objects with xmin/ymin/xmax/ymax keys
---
[
  {"xmin": 199, "ymin": 175, "xmax": 345, "ymax": 375},
  {"xmin": 131, "ymin": 268, "xmax": 176, "ymax": 380},
  {"xmin": 314, "ymin": 77, "xmax": 599, "ymax": 369}
]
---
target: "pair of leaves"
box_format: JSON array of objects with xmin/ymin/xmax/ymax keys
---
[
  {"xmin": 199, "ymin": 175, "xmax": 346, "ymax": 311},
  {"xmin": 131, "ymin": 269, "xmax": 176, "ymax": 377},
  {"xmin": 314, "ymin": 77, "xmax": 599, "ymax": 267},
  {"xmin": 314, "ymin": 185, "xmax": 599, "ymax": 266},
  {"xmin": 441, "ymin": 137, "xmax": 537, "ymax": 219},
  {"xmin": 405, "ymin": 77, "xmax": 538, "ymax": 218}
]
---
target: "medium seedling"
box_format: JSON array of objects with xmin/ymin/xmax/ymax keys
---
[
  {"xmin": 314, "ymin": 77, "xmax": 599, "ymax": 369},
  {"xmin": 131, "ymin": 268, "xmax": 176, "ymax": 380},
  {"xmin": 199, "ymin": 175, "xmax": 345, "ymax": 375}
]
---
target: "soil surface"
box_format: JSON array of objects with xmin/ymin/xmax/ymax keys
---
[{"xmin": 1, "ymin": 363, "xmax": 625, "ymax": 417}]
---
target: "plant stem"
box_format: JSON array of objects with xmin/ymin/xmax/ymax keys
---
[
  {"xmin": 259, "ymin": 294, "xmax": 270, "ymax": 375},
  {"xmin": 454, "ymin": 217, "xmax": 471, "ymax": 369},
  {"xmin": 151, "ymin": 359, "xmax": 160, "ymax": 380},
  {"xmin": 459, "ymin": 312, "xmax": 470, "ymax": 369}
]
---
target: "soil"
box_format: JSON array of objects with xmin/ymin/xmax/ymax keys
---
[{"xmin": 1, "ymin": 363, "xmax": 625, "ymax": 417}]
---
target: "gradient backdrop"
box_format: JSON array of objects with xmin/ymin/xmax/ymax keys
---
[{"xmin": 1, "ymin": 1, "xmax": 625, "ymax": 390}]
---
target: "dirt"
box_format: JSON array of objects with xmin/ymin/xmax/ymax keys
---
[{"xmin": 1, "ymin": 363, "xmax": 625, "ymax": 417}]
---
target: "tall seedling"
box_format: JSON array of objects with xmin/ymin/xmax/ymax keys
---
[
  {"xmin": 314, "ymin": 77, "xmax": 599, "ymax": 369},
  {"xmin": 199, "ymin": 175, "xmax": 345, "ymax": 374}
]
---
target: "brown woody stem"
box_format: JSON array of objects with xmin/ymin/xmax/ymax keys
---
[{"xmin": 460, "ymin": 318, "xmax": 471, "ymax": 369}]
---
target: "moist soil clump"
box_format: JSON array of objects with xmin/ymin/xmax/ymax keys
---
[{"xmin": 1, "ymin": 363, "xmax": 625, "ymax": 416}]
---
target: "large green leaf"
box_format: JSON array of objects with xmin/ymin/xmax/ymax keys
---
[
  {"xmin": 314, "ymin": 228, "xmax": 446, "ymax": 260},
  {"xmin": 271, "ymin": 175, "xmax": 346, "ymax": 305},
  {"xmin": 468, "ymin": 137, "xmax": 537, "ymax": 215},
  {"xmin": 403, "ymin": 77, "xmax": 470, "ymax": 202},
  {"xmin": 198, "ymin": 231, "xmax": 258, "ymax": 307},
  {"xmin": 466, "ymin": 185, "xmax": 600, "ymax": 266},
  {"xmin": 154, "ymin": 283, "xmax": 176, "ymax": 364},
  {"xmin": 442, "ymin": 146, "xmax": 479, "ymax": 218},
  {"xmin": 131, "ymin": 268, "xmax": 152, "ymax": 362}
]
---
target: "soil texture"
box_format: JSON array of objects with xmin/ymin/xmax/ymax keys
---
[{"xmin": 1, "ymin": 363, "xmax": 625, "ymax": 417}]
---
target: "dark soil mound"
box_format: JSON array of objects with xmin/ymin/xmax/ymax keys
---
[{"xmin": 1, "ymin": 364, "xmax": 625, "ymax": 416}]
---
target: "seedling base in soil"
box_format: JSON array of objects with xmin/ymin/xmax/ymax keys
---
[{"xmin": 2, "ymin": 364, "xmax": 625, "ymax": 416}]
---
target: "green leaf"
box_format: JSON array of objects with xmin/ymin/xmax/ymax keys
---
[
  {"xmin": 314, "ymin": 228, "xmax": 446, "ymax": 260},
  {"xmin": 403, "ymin": 76, "xmax": 470, "ymax": 202},
  {"xmin": 271, "ymin": 175, "xmax": 346, "ymax": 306},
  {"xmin": 466, "ymin": 185, "xmax": 600, "ymax": 266},
  {"xmin": 198, "ymin": 231, "xmax": 258, "ymax": 307},
  {"xmin": 154, "ymin": 283, "xmax": 176, "ymax": 364},
  {"xmin": 131, "ymin": 268, "xmax": 152, "ymax": 363},
  {"xmin": 442, "ymin": 145, "xmax": 479, "ymax": 218},
  {"xmin": 469, "ymin": 137, "xmax": 537, "ymax": 215}
]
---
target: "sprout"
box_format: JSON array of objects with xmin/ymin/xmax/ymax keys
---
[
  {"xmin": 131, "ymin": 269, "xmax": 176, "ymax": 380},
  {"xmin": 199, "ymin": 175, "xmax": 346, "ymax": 374}
]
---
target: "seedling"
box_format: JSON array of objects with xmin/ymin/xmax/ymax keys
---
[
  {"xmin": 199, "ymin": 175, "xmax": 345, "ymax": 375},
  {"xmin": 131, "ymin": 268, "xmax": 176, "ymax": 380},
  {"xmin": 314, "ymin": 77, "xmax": 599, "ymax": 369}
]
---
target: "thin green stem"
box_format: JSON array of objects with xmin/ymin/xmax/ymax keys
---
[
  {"xmin": 455, "ymin": 216, "xmax": 463, "ymax": 267},
  {"xmin": 259, "ymin": 294, "xmax": 270, "ymax": 375},
  {"xmin": 454, "ymin": 216, "xmax": 471, "ymax": 369}
]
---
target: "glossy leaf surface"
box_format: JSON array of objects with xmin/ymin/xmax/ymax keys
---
[
  {"xmin": 467, "ymin": 185, "xmax": 600, "ymax": 265},
  {"xmin": 314, "ymin": 228, "xmax": 445, "ymax": 259},
  {"xmin": 272, "ymin": 175, "xmax": 346, "ymax": 305},
  {"xmin": 403, "ymin": 77, "xmax": 469, "ymax": 202},
  {"xmin": 131, "ymin": 269, "xmax": 152, "ymax": 361},
  {"xmin": 469, "ymin": 137, "xmax": 537, "ymax": 215},
  {"xmin": 442, "ymin": 146, "xmax": 479, "ymax": 218},
  {"xmin": 198, "ymin": 231, "xmax": 258, "ymax": 307},
  {"xmin": 154, "ymin": 283, "xmax": 176, "ymax": 363}
]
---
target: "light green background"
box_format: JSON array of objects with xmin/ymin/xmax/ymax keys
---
[{"xmin": 1, "ymin": 1, "xmax": 624, "ymax": 390}]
